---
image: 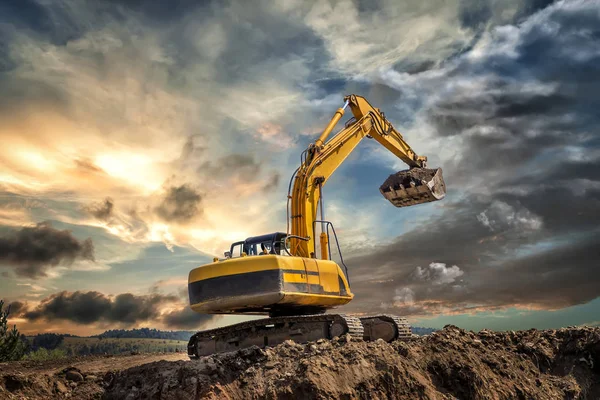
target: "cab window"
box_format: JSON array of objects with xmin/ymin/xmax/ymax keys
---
[
  {"xmin": 230, "ymin": 242, "xmax": 243, "ymax": 257},
  {"xmin": 246, "ymin": 243, "xmax": 258, "ymax": 256}
]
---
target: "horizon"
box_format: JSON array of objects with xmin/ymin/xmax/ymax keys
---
[{"xmin": 1, "ymin": 0, "xmax": 599, "ymax": 336}]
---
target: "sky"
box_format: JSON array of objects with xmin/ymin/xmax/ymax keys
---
[{"xmin": 1, "ymin": 0, "xmax": 599, "ymax": 335}]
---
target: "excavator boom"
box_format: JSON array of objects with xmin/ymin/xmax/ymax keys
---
[{"xmin": 290, "ymin": 94, "xmax": 446, "ymax": 258}]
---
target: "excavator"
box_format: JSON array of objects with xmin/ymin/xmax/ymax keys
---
[{"xmin": 187, "ymin": 94, "xmax": 446, "ymax": 358}]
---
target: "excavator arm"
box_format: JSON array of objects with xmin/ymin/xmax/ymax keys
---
[{"xmin": 289, "ymin": 94, "xmax": 445, "ymax": 259}]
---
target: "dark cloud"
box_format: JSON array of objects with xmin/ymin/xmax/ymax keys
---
[
  {"xmin": 346, "ymin": 0, "xmax": 600, "ymax": 317},
  {"xmin": 513, "ymin": 0, "xmax": 557, "ymax": 23},
  {"xmin": 179, "ymin": 135, "xmax": 206, "ymax": 163},
  {"xmin": 198, "ymin": 153, "xmax": 281, "ymax": 192},
  {"xmin": 198, "ymin": 154, "xmax": 261, "ymax": 181},
  {"xmin": 262, "ymin": 173, "xmax": 281, "ymax": 193},
  {"xmin": 155, "ymin": 184, "xmax": 202, "ymax": 223},
  {"xmin": 25, "ymin": 291, "xmax": 110, "ymax": 324},
  {"xmin": 0, "ymin": 222, "xmax": 95, "ymax": 278},
  {"xmin": 24, "ymin": 290, "xmax": 179, "ymax": 324},
  {"xmin": 161, "ymin": 306, "xmax": 215, "ymax": 330},
  {"xmin": 424, "ymin": 0, "xmax": 600, "ymax": 185},
  {"xmin": 74, "ymin": 158, "xmax": 105, "ymax": 173},
  {"xmin": 7, "ymin": 301, "xmax": 27, "ymax": 317},
  {"xmin": 458, "ymin": 0, "xmax": 558, "ymax": 32},
  {"xmin": 109, "ymin": 293, "xmax": 177, "ymax": 323},
  {"xmin": 346, "ymin": 195, "xmax": 599, "ymax": 315},
  {"xmin": 18, "ymin": 289, "xmax": 217, "ymax": 329},
  {"xmin": 101, "ymin": 0, "xmax": 207, "ymax": 24},
  {"xmin": 458, "ymin": 0, "xmax": 492, "ymax": 30},
  {"xmin": 0, "ymin": 0, "xmax": 128, "ymax": 49},
  {"xmin": 85, "ymin": 198, "xmax": 114, "ymax": 221},
  {"xmin": 392, "ymin": 60, "xmax": 437, "ymax": 75}
]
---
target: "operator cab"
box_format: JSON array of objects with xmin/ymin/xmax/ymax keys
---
[{"xmin": 225, "ymin": 232, "xmax": 288, "ymax": 259}]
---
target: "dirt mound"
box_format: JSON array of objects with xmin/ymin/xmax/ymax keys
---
[
  {"xmin": 1, "ymin": 326, "xmax": 599, "ymax": 399},
  {"xmin": 0, "ymin": 353, "xmax": 187, "ymax": 399},
  {"xmin": 380, "ymin": 168, "xmax": 439, "ymax": 190},
  {"xmin": 104, "ymin": 325, "xmax": 599, "ymax": 400}
]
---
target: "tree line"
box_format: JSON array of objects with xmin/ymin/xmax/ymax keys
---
[
  {"xmin": 96, "ymin": 327, "xmax": 194, "ymax": 341},
  {"xmin": 0, "ymin": 301, "xmax": 188, "ymax": 361}
]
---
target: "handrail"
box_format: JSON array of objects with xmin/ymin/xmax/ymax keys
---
[{"xmin": 312, "ymin": 219, "xmax": 350, "ymax": 283}]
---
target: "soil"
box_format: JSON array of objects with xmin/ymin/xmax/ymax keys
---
[
  {"xmin": 380, "ymin": 168, "xmax": 440, "ymax": 191},
  {"xmin": 1, "ymin": 325, "xmax": 599, "ymax": 399},
  {"xmin": 0, "ymin": 353, "xmax": 187, "ymax": 399}
]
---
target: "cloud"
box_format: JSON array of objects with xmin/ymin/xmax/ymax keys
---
[
  {"xmin": 198, "ymin": 154, "xmax": 261, "ymax": 182},
  {"xmin": 0, "ymin": 222, "xmax": 95, "ymax": 278},
  {"xmin": 304, "ymin": 0, "xmax": 470, "ymax": 76},
  {"xmin": 338, "ymin": 0, "xmax": 600, "ymax": 319},
  {"xmin": 0, "ymin": 0, "xmax": 335, "ymax": 258},
  {"xmin": 393, "ymin": 288, "xmax": 415, "ymax": 307},
  {"xmin": 23, "ymin": 290, "xmax": 176, "ymax": 324},
  {"xmin": 196, "ymin": 153, "xmax": 281, "ymax": 195},
  {"xmin": 154, "ymin": 184, "xmax": 202, "ymax": 224},
  {"xmin": 85, "ymin": 197, "xmax": 115, "ymax": 221},
  {"xmin": 414, "ymin": 263, "xmax": 464, "ymax": 285},
  {"xmin": 161, "ymin": 305, "xmax": 216, "ymax": 330},
  {"xmin": 6, "ymin": 301, "xmax": 27, "ymax": 317},
  {"xmin": 476, "ymin": 201, "xmax": 542, "ymax": 232},
  {"xmin": 16, "ymin": 289, "xmax": 217, "ymax": 331}
]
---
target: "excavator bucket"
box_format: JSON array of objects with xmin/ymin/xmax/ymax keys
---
[{"xmin": 380, "ymin": 167, "xmax": 446, "ymax": 207}]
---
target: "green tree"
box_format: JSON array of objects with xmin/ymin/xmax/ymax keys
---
[
  {"xmin": 0, "ymin": 300, "xmax": 27, "ymax": 361},
  {"xmin": 31, "ymin": 333, "xmax": 64, "ymax": 351}
]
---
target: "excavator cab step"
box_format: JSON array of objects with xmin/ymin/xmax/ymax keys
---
[{"xmin": 380, "ymin": 167, "xmax": 446, "ymax": 207}]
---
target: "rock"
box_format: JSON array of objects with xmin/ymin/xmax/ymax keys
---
[
  {"xmin": 85, "ymin": 375, "xmax": 98, "ymax": 382},
  {"xmin": 338, "ymin": 334, "xmax": 352, "ymax": 343},
  {"xmin": 55, "ymin": 381, "xmax": 69, "ymax": 394},
  {"xmin": 103, "ymin": 371, "xmax": 115, "ymax": 387},
  {"xmin": 69, "ymin": 381, "xmax": 78, "ymax": 388},
  {"xmin": 3, "ymin": 375, "xmax": 25, "ymax": 392},
  {"xmin": 264, "ymin": 348, "xmax": 275, "ymax": 358},
  {"xmin": 65, "ymin": 370, "xmax": 84, "ymax": 382}
]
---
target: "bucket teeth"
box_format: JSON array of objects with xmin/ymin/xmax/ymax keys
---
[{"xmin": 380, "ymin": 167, "xmax": 446, "ymax": 207}]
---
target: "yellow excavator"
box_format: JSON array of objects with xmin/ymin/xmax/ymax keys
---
[{"xmin": 187, "ymin": 94, "xmax": 446, "ymax": 357}]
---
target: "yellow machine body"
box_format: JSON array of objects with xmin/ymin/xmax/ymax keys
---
[{"xmin": 188, "ymin": 255, "xmax": 353, "ymax": 316}]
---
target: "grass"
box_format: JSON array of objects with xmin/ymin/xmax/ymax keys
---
[{"xmin": 23, "ymin": 348, "xmax": 68, "ymax": 361}]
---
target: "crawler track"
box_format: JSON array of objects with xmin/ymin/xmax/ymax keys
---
[
  {"xmin": 188, "ymin": 314, "xmax": 410, "ymax": 358},
  {"xmin": 360, "ymin": 314, "xmax": 412, "ymax": 342}
]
